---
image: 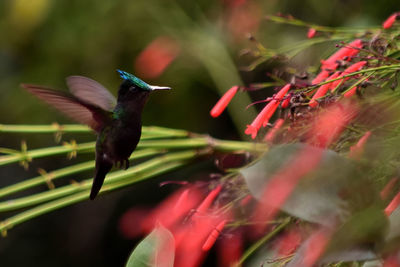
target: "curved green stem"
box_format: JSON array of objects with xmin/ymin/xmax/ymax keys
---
[
  {"xmin": 0, "ymin": 150, "xmax": 203, "ymax": 212},
  {"xmin": 0, "ymin": 160, "xmax": 186, "ymax": 236},
  {"xmin": 236, "ymin": 217, "xmax": 291, "ymax": 266},
  {"xmin": 0, "ymin": 148, "xmax": 162, "ymax": 199}
]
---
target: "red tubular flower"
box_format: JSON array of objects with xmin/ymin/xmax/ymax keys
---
[
  {"xmin": 251, "ymin": 146, "xmax": 324, "ymax": 235},
  {"xmin": 330, "ymin": 61, "xmax": 367, "ymax": 90},
  {"xmin": 174, "ymin": 209, "xmax": 231, "ymax": 267},
  {"xmin": 274, "ymin": 227, "xmax": 302, "ymax": 256},
  {"xmin": 307, "ymin": 102, "xmax": 358, "ymax": 148},
  {"xmin": 312, "ymin": 70, "xmax": 330, "ymax": 85},
  {"xmin": 381, "ymin": 177, "xmax": 399, "ymax": 200},
  {"xmin": 383, "ymin": 13, "xmax": 399, "ymax": 29},
  {"xmin": 349, "ymin": 131, "xmax": 371, "ymax": 159},
  {"xmin": 281, "ymin": 96, "xmax": 291, "ymax": 108},
  {"xmin": 307, "ymin": 28, "xmax": 317, "ymax": 39},
  {"xmin": 119, "ymin": 207, "xmax": 151, "ymax": 239},
  {"xmin": 245, "ymin": 84, "xmax": 291, "ymax": 139},
  {"xmin": 309, "ymin": 71, "xmax": 341, "ymax": 107},
  {"xmin": 264, "ymin": 118, "xmax": 285, "ymax": 142},
  {"xmin": 202, "ymin": 219, "xmax": 227, "ymax": 251},
  {"xmin": 321, "ymin": 39, "xmax": 363, "ymax": 70},
  {"xmin": 385, "ymin": 191, "xmax": 400, "ymax": 216},
  {"xmin": 141, "ymin": 187, "xmax": 203, "ymax": 233},
  {"xmin": 196, "ymin": 185, "xmax": 222, "ymax": 214},
  {"xmin": 134, "ymin": 36, "xmax": 180, "ymax": 79},
  {"xmin": 210, "ymin": 86, "xmax": 239, "ymax": 118},
  {"xmin": 302, "ymin": 229, "xmax": 332, "ymax": 267}
]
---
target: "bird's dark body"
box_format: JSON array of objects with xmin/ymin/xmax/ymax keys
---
[
  {"xmin": 92, "ymin": 93, "xmax": 148, "ymax": 199},
  {"xmin": 22, "ymin": 70, "xmax": 170, "ymax": 200}
]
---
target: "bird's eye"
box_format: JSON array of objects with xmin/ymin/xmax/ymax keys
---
[{"xmin": 129, "ymin": 86, "xmax": 138, "ymax": 92}]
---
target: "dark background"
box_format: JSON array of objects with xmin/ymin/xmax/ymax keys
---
[{"xmin": 0, "ymin": 0, "xmax": 398, "ymax": 266}]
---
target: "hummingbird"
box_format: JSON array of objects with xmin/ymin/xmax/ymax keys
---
[{"xmin": 22, "ymin": 70, "xmax": 171, "ymax": 200}]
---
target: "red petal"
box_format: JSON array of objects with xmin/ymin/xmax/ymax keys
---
[
  {"xmin": 307, "ymin": 28, "xmax": 316, "ymax": 39},
  {"xmin": 264, "ymin": 118, "xmax": 285, "ymax": 142},
  {"xmin": 383, "ymin": 13, "xmax": 399, "ymax": 29},
  {"xmin": 135, "ymin": 36, "xmax": 180, "ymax": 79},
  {"xmin": 385, "ymin": 191, "xmax": 400, "ymax": 216},
  {"xmin": 349, "ymin": 131, "xmax": 371, "ymax": 159},
  {"xmin": 309, "ymin": 71, "xmax": 341, "ymax": 107},
  {"xmin": 322, "ymin": 39, "xmax": 363, "ymax": 70},
  {"xmin": 202, "ymin": 220, "xmax": 227, "ymax": 251},
  {"xmin": 210, "ymin": 86, "xmax": 239, "ymax": 117}
]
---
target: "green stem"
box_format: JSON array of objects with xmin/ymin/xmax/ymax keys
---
[
  {"xmin": 266, "ymin": 15, "xmax": 379, "ymax": 33},
  {"xmin": 0, "ymin": 142, "xmax": 95, "ymax": 166},
  {"xmin": 0, "ymin": 124, "xmax": 189, "ymax": 138},
  {"xmin": 0, "ymin": 135, "xmax": 267, "ymax": 167},
  {"xmin": 236, "ymin": 217, "xmax": 291, "ymax": 266},
  {"xmin": 0, "ymin": 160, "xmax": 185, "ymax": 236},
  {"xmin": 0, "ymin": 150, "xmax": 203, "ymax": 212},
  {"xmin": 0, "ymin": 148, "xmax": 162, "ymax": 199}
]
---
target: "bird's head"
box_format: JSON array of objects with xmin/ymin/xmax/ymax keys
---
[{"xmin": 116, "ymin": 70, "xmax": 170, "ymax": 103}]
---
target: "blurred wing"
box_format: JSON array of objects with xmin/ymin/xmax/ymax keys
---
[
  {"xmin": 22, "ymin": 84, "xmax": 111, "ymax": 132},
  {"xmin": 66, "ymin": 76, "xmax": 116, "ymax": 111}
]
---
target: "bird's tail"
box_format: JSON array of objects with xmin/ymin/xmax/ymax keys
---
[{"xmin": 90, "ymin": 158, "xmax": 113, "ymax": 200}]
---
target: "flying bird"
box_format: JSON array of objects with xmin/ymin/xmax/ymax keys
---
[{"xmin": 22, "ymin": 70, "xmax": 171, "ymax": 199}]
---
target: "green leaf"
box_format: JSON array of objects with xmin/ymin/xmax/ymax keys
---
[
  {"xmin": 241, "ymin": 143, "xmax": 374, "ymax": 225},
  {"xmin": 125, "ymin": 224, "xmax": 175, "ymax": 267}
]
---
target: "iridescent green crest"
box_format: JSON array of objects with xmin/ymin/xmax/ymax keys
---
[{"xmin": 117, "ymin": 70, "xmax": 152, "ymax": 91}]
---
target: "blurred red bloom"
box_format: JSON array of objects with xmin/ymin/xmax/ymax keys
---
[
  {"xmin": 302, "ymin": 229, "xmax": 332, "ymax": 267},
  {"xmin": 141, "ymin": 186, "xmax": 203, "ymax": 233},
  {"xmin": 217, "ymin": 229, "xmax": 243, "ymax": 267},
  {"xmin": 349, "ymin": 131, "xmax": 371, "ymax": 159},
  {"xmin": 226, "ymin": 2, "xmax": 261, "ymax": 41},
  {"xmin": 385, "ymin": 191, "xmax": 400, "ymax": 216},
  {"xmin": 210, "ymin": 86, "xmax": 239, "ymax": 118},
  {"xmin": 307, "ymin": 28, "xmax": 317, "ymax": 39},
  {"xmin": 381, "ymin": 177, "xmax": 399, "ymax": 200},
  {"xmin": 274, "ymin": 227, "xmax": 302, "ymax": 256},
  {"xmin": 134, "ymin": 36, "xmax": 180, "ymax": 79},
  {"xmin": 251, "ymin": 146, "xmax": 324, "ymax": 234},
  {"xmin": 383, "ymin": 13, "xmax": 399, "ymax": 29},
  {"xmin": 245, "ymin": 84, "xmax": 291, "ymax": 139},
  {"xmin": 384, "ymin": 255, "xmax": 400, "ymax": 267},
  {"xmin": 307, "ymin": 102, "xmax": 358, "ymax": 148},
  {"xmin": 321, "ymin": 39, "xmax": 363, "ymax": 70},
  {"xmin": 119, "ymin": 206, "xmax": 151, "ymax": 239},
  {"xmin": 264, "ymin": 118, "xmax": 285, "ymax": 142}
]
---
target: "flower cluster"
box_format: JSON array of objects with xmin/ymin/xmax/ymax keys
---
[{"xmin": 123, "ymin": 12, "xmax": 400, "ymax": 267}]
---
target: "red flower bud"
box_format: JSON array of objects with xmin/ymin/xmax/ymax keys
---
[
  {"xmin": 210, "ymin": 86, "xmax": 239, "ymax": 118},
  {"xmin": 312, "ymin": 70, "xmax": 330, "ymax": 85},
  {"xmin": 330, "ymin": 61, "xmax": 367, "ymax": 89},
  {"xmin": 307, "ymin": 28, "xmax": 317, "ymax": 39},
  {"xmin": 349, "ymin": 131, "xmax": 371, "ymax": 159},
  {"xmin": 383, "ymin": 13, "xmax": 399, "ymax": 29},
  {"xmin": 309, "ymin": 71, "xmax": 341, "ymax": 107},
  {"xmin": 385, "ymin": 191, "xmax": 400, "ymax": 216},
  {"xmin": 245, "ymin": 84, "xmax": 291, "ymax": 139},
  {"xmin": 321, "ymin": 39, "xmax": 363, "ymax": 70},
  {"xmin": 202, "ymin": 220, "xmax": 227, "ymax": 251},
  {"xmin": 264, "ymin": 118, "xmax": 284, "ymax": 142}
]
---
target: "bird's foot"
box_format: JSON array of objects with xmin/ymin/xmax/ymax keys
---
[{"xmin": 125, "ymin": 159, "xmax": 129, "ymax": 170}]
